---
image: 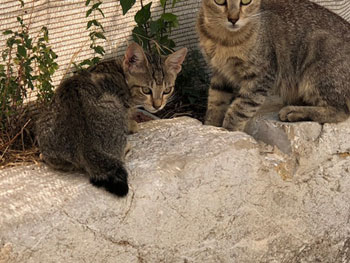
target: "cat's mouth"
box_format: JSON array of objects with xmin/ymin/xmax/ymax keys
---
[
  {"xmin": 226, "ymin": 18, "xmax": 250, "ymax": 32},
  {"xmin": 226, "ymin": 22, "xmax": 241, "ymax": 31},
  {"xmin": 141, "ymin": 105, "xmax": 164, "ymax": 114}
]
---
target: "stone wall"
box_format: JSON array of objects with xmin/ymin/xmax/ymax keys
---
[{"xmin": 1, "ymin": 116, "xmax": 350, "ymax": 262}]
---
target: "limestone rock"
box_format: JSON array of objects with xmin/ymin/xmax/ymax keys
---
[{"xmin": 1, "ymin": 117, "xmax": 350, "ymax": 263}]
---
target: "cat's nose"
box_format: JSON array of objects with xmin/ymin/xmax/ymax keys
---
[
  {"xmin": 228, "ymin": 16, "xmax": 239, "ymax": 25},
  {"xmin": 153, "ymin": 100, "xmax": 162, "ymax": 110}
]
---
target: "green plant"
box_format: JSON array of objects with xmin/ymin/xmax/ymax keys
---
[
  {"xmin": 0, "ymin": 0, "xmax": 58, "ymax": 147},
  {"xmin": 120, "ymin": 0, "xmax": 180, "ymax": 54},
  {"xmin": 75, "ymin": 0, "xmax": 107, "ymax": 69}
]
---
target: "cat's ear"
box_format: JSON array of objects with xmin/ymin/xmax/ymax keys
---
[
  {"xmin": 165, "ymin": 47, "xmax": 188, "ymax": 75},
  {"xmin": 123, "ymin": 42, "xmax": 148, "ymax": 74}
]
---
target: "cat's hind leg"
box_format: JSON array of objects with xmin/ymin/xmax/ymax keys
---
[
  {"xmin": 40, "ymin": 154, "xmax": 76, "ymax": 172},
  {"xmin": 279, "ymin": 106, "xmax": 349, "ymax": 123},
  {"xmin": 280, "ymin": 32, "xmax": 350, "ymax": 124}
]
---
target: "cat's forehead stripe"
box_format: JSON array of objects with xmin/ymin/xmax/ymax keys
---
[{"xmin": 147, "ymin": 53, "xmax": 165, "ymax": 85}]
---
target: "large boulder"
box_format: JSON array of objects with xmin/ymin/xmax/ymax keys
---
[{"xmin": 1, "ymin": 117, "xmax": 350, "ymax": 263}]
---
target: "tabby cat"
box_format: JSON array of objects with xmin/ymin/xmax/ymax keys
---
[
  {"xmin": 197, "ymin": 0, "xmax": 350, "ymax": 131},
  {"xmin": 36, "ymin": 42, "xmax": 187, "ymax": 196}
]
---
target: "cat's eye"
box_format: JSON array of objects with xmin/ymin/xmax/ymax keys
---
[
  {"xmin": 241, "ymin": 0, "xmax": 252, "ymax": 5},
  {"xmin": 214, "ymin": 0, "xmax": 226, "ymax": 6},
  {"xmin": 163, "ymin": 86, "xmax": 173, "ymax": 95},
  {"xmin": 141, "ymin": 87, "xmax": 152, "ymax": 95}
]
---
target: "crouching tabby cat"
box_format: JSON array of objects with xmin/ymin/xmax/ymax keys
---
[
  {"xmin": 197, "ymin": 0, "xmax": 350, "ymax": 131},
  {"xmin": 36, "ymin": 42, "xmax": 187, "ymax": 196}
]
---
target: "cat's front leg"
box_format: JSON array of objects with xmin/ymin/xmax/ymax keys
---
[
  {"xmin": 127, "ymin": 108, "xmax": 139, "ymax": 134},
  {"xmin": 222, "ymin": 78, "xmax": 269, "ymax": 131},
  {"xmin": 128, "ymin": 120, "xmax": 139, "ymax": 134},
  {"xmin": 205, "ymin": 73, "xmax": 237, "ymax": 127}
]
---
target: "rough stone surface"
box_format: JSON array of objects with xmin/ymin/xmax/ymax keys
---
[{"xmin": 1, "ymin": 117, "xmax": 350, "ymax": 263}]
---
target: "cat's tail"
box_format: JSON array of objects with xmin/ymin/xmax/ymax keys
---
[{"xmin": 90, "ymin": 160, "xmax": 129, "ymax": 197}]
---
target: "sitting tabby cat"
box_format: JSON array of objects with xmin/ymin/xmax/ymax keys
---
[
  {"xmin": 197, "ymin": 0, "xmax": 350, "ymax": 131},
  {"xmin": 36, "ymin": 42, "xmax": 187, "ymax": 196}
]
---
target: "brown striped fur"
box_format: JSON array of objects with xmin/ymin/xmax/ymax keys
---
[
  {"xmin": 197, "ymin": 0, "xmax": 350, "ymax": 131},
  {"xmin": 36, "ymin": 43, "xmax": 187, "ymax": 196}
]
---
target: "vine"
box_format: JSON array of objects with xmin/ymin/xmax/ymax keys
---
[
  {"xmin": 0, "ymin": 0, "xmax": 58, "ymax": 161},
  {"xmin": 120, "ymin": 0, "xmax": 180, "ymax": 54},
  {"xmin": 75, "ymin": 0, "xmax": 107, "ymax": 69}
]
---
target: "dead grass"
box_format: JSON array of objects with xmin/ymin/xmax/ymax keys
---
[
  {"xmin": 0, "ymin": 102, "xmax": 42, "ymax": 169},
  {"xmin": 0, "ymin": 147, "xmax": 40, "ymax": 169}
]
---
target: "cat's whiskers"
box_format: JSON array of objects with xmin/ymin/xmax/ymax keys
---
[
  {"xmin": 246, "ymin": 11, "xmax": 267, "ymax": 20},
  {"xmin": 165, "ymin": 94, "xmax": 177, "ymax": 104},
  {"xmin": 204, "ymin": 11, "xmax": 266, "ymax": 27}
]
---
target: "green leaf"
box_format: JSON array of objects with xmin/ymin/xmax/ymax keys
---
[
  {"xmin": 79, "ymin": 59, "xmax": 93, "ymax": 67},
  {"xmin": 85, "ymin": 0, "xmax": 91, "ymax": 6},
  {"xmin": 132, "ymin": 26, "xmax": 149, "ymax": 49},
  {"xmin": 168, "ymin": 39, "xmax": 176, "ymax": 49},
  {"xmin": 86, "ymin": 8, "xmax": 93, "ymax": 17},
  {"xmin": 17, "ymin": 45, "xmax": 27, "ymax": 57},
  {"xmin": 96, "ymin": 8, "xmax": 105, "ymax": 18},
  {"xmin": 120, "ymin": 0, "xmax": 136, "ymax": 15},
  {"xmin": 149, "ymin": 20, "xmax": 160, "ymax": 35},
  {"xmin": 91, "ymin": 57, "xmax": 101, "ymax": 65},
  {"xmin": 160, "ymin": 0, "xmax": 167, "ymax": 8},
  {"xmin": 98, "ymin": 22, "xmax": 105, "ymax": 32},
  {"xmin": 135, "ymin": 2, "xmax": 152, "ymax": 25},
  {"xmin": 42, "ymin": 26, "xmax": 49, "ymax": 42},
  {"xmin": 157, "ymin": 35, "xmax": 175, "ymax": 51},
  {"xmin": 87, "ymin": 20, "xmax": 93, "ymax": 29},
  {"xmin": 25, "ymin": 37, "xmax": 32, "ymax": 48},
  {"xmin": 87, "ymin": 19, "xmax": 99, "ymax": 29},
  {"xmin": 91, "ymin": 2, "xmax": 102, "ymax": 10},
  {"xmin": 3, "ymin": 30, "xmax": 13, "ymax": 35},
  {"xmin": 93, "ymin": 46, "xmax": 105, "ymax": 55},
  {"xmin": 172, "ymin": 0, "xmax": 179, "ymax": 8},
  {"xmin": 161, "ymin": 13, "xmax": 178, "ymax": 23},
  {"xmin": 2, "ymin": 50, "xmax": 8, "ymax": 61},
  {"xmin": 94, "ymin": 32, "xmax": 106, "ymax": 40}
]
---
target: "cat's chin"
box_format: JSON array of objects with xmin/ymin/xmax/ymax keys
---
[
  {"xmin": 226, "ymin": 23, "xmax": 241, "ymax": 32},
  {"xmin": 146, "ymin": 108, "xmax": 161, "ymax": 114},
  {"xmin": 142, "ymin": 106, "xmax": 161, "ymax": 114}
]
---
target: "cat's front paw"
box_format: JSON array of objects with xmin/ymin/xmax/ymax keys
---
[
  {"xmin": 204, "ymin": 119, "xmax": 222, "ymax": 127},
  {"xmin": 279, "ymin": 106, "xmax": 308, "ymax": 122},
  {"xmin": 222, "ymin": 115, "xmax": 246, "ymax": 132},
  {"xmin": 204, "ymin": 109, "xmax": 225, "ymax": 127},
  {"xmin": 128, "ymin": 120, "xmax": 139, "ymax": 134}
]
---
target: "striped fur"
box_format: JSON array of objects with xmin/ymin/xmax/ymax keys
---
[
  {"xmin": 36, "ymin": 43, "xmax": 187, "ymax": 197},
  {"xmin": 197, "ymin": 0, "xmax": 350, "ymax": 131}
]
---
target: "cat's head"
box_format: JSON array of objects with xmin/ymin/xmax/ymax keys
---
[
  {"xmin": 122, "ymin": 42, "xmax": 187, "ymax": 113},
  {"xmin": 198, "ymin": 0, "xmax": 261, "ymax": 44}
]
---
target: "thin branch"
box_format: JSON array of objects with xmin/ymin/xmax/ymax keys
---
[
  {"xmin": 61, "ymin": 38, "xmax": 90, "ymax": 82},
  {"xmin": 0, "ymin": 119, "xmax": 31, "ymax": 151},
  {"xmin": 133, "ymin": 32, "xmax": 174, "ymax": 54}
]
